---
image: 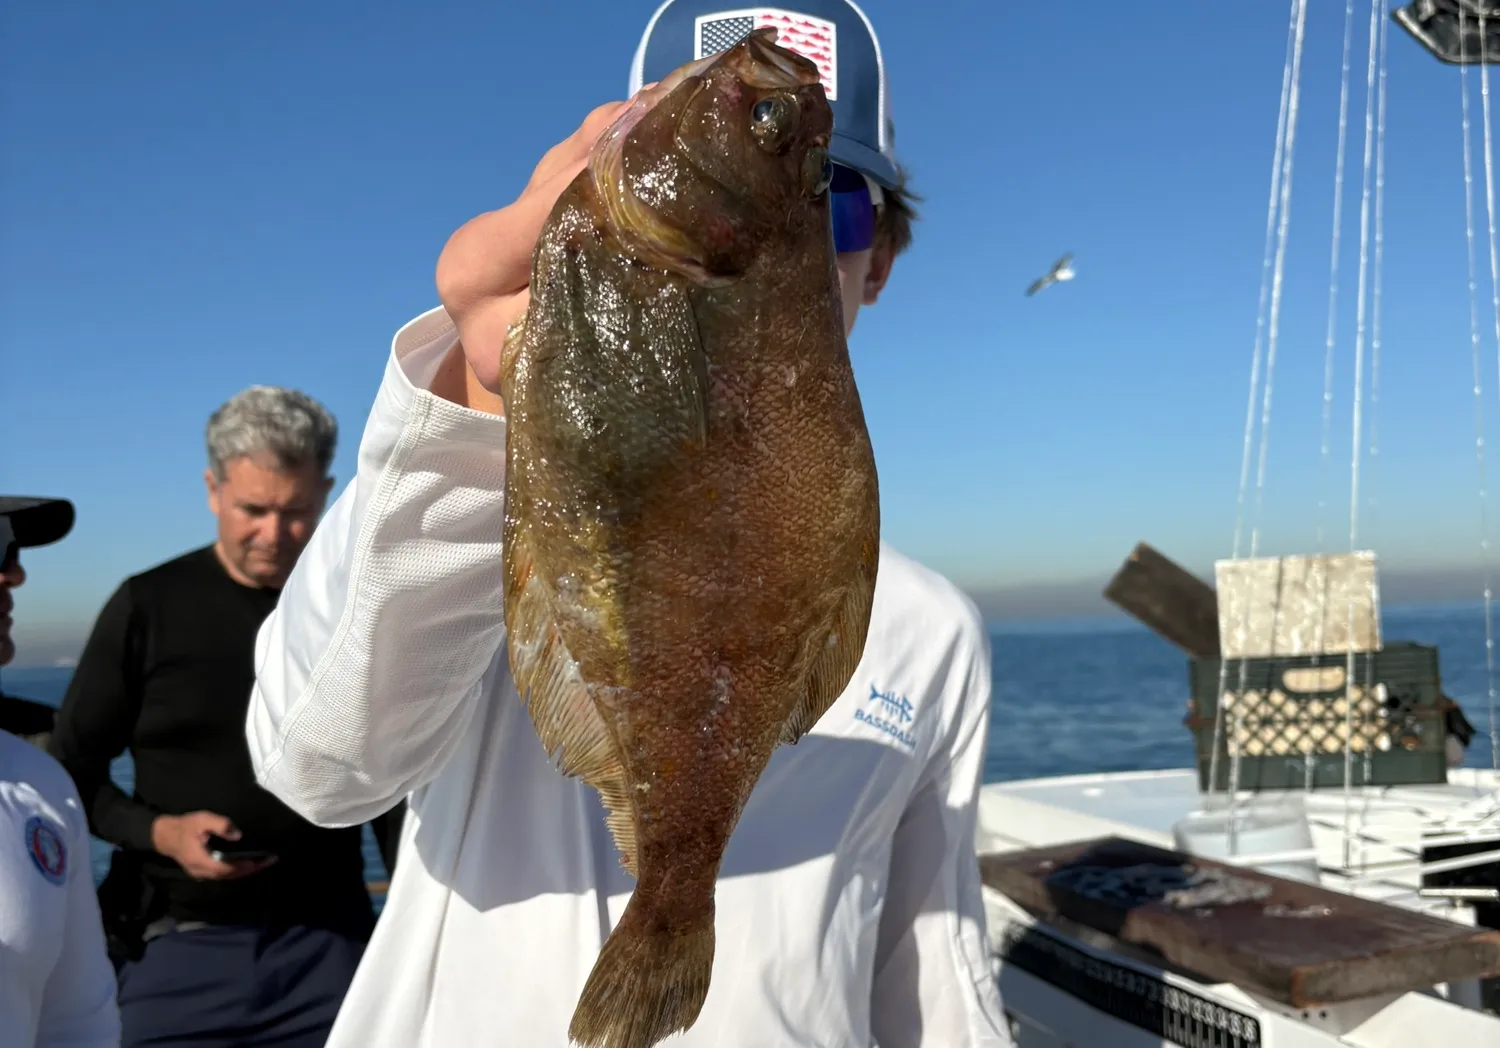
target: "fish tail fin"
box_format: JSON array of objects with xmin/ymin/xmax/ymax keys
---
[{"xmin": 567, "ymin": 899, "xmax": 715, "ymax": 1048}]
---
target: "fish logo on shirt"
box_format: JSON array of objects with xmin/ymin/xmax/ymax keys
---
[
  {"xmin": 24, "ymin": 815, "xmax": 67, "ymax": 886},
  {"xmin": 854, "ymin": 683, "xmax": 918, "ymax": 750}
]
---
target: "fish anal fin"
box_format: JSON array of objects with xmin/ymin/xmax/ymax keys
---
[
  {"xmin": 503, "ymin": 523, "xmax": 640, "ymax": 878},
  {"xmin": 779, "ymin": 575, "xmax": 877, "ymax": 746},
  {"xmin": 593, "ymin": 766, "xmax": 639, "ymax": 878}
]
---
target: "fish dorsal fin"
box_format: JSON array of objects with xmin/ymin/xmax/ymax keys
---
[
  {"xmin": 503, "ymin": 495, "xmax": 640, "ymax": 877},
  {"xmin": 779, "ymin": 558, "xmax": 878, "ymax": 745}
]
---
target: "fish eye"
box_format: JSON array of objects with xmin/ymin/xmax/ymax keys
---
[
  {"xmin": 750, "ymin": 94, "xmax": 799, "ymax": 153},
  {"xmin": 801, "ymin": 147, "xmax": 833, "ymax": 197}
]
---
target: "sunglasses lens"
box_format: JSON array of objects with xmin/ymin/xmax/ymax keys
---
[{"xmin": 830, "ymin": 166, "xmax": 876, "ymax": 255}]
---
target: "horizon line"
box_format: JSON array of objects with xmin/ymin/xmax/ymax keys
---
[{"xmin": 2, "ymin": 596, "xmax": 1492, "ymax": 673}]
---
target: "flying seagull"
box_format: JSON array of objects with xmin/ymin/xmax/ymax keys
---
[{"xmin": 1026, "ymin": 252, "xmax": 1075, "ymax": 297}]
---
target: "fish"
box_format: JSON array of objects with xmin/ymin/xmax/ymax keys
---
[{"xmin": 496, "ymin": 26, "xmax": 881, "ymax": 1048}]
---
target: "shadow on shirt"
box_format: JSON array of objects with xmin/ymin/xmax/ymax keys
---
[{"xmin": 407, "ymin": 724, "xmax": 939, "ymax": 912}]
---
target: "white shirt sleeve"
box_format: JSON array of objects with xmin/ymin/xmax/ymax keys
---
[
  {"xmin": 36, "ymin": 792, "xmax": 120, "ymax": 1048},
  {"xmin": 247, "ymin": 307, "xmax": 511, "ymax": 827},
  {"xmin": 869, "ymin": 619, "xmax": 1014, "ymax": 1047}
]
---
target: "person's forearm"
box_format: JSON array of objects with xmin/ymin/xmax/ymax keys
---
[
  {"xmin": 246, "ymin": 309, "xmax": 511, "ymax": 826},
  {"xmin": 47, "ymin": 582, "xmax": 157, "ymax": 850},
  {"xmin": 50, "ymin": 748, "xmax": 156, "ymax": 852},
  {"xmin": 86, "ymin": 778, "xmax": 159, "ymax": 853}
]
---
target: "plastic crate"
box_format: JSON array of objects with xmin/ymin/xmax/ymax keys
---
[{"xmin": 1187, "ymin": 642, "xmax": 1448, "ymax": 792}]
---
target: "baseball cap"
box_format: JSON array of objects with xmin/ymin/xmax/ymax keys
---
[
  {"xmin": 628, "ymin": 0, "xmax": 902, "ymax": 189},
  {"xmin": 0, "ymin": 496, "xmax": 75, "ymax": 552}
]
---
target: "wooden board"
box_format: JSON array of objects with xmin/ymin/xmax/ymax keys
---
[
  {"xmin": 980, "ymin": 836, "xmax": 1500, "ymax": 1007},
  {"xmin": 1103, "ymin": 542, "xmax": 1221, "ymax": 658},
  {"xmin": 1214, "ymin": 552, "xmax": 1381, "ymax": 659}
]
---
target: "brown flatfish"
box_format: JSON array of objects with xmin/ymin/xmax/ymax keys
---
[{"xmin": 498, "ymin": 27, "xmax": 880, "ymax": 1048}]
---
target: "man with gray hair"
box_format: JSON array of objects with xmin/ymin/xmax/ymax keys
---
[
  {"xmin": 202, "ymin": 386, "xmax": 338, "ymax": 590},
  {"xmin": 50, "ymin": 386, "xmax": 374, "ymax": 1048}
]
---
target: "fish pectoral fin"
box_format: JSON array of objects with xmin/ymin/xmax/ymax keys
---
[
  {"xmin": 502, "ymin": 519, "xmax": 641, "ymax": 876},
  {"xmin": 637, "ymin": 280, "xmax": 709, "ymax": 447},
  {"xmin": 531, "ymin": 238, "xmax": 710, "ymax": 463},
  {"xmin": 779, "ymin": 572, "xmax": 878, "ymax": 746}
]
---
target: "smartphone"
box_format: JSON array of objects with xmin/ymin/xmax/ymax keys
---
[{"xmin": 204, "ymin": 834, "xmax": 276, "ymax": 864}]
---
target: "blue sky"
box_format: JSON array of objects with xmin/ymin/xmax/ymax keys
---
[{"xmin": 5, "ymin": 1, "xmax": 1500, "ymax": 660}]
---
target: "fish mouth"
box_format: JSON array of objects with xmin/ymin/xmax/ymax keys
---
[
  {"xmin": 587, "ymin": 28, "xmax": 821, "ymax": 284},
  {"xmin": 724, "ymin": 26, "xmax": 822, "ymax": 92}
]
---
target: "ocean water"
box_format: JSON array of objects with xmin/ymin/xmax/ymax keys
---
[{"xmin": 4, "ymin": 602, "xmax": 1498, "ymax": 887}]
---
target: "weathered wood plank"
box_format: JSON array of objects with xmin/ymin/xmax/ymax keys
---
[
  {"xmin": 980, "ymin": 836, "xmax": 1500, "ymax": 1007},
  {"xmin": 1103, "ymin": 542, "xmax": 1221, "ymax": 658},
  {"xmin": 1215, "ymin": 552, "xmax": 1381, "ymax": 659}
]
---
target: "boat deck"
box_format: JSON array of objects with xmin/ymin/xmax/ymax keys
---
[
  {"xmin": 976, "ymin": 768, "xmax": 1500, "ymax": 1044},
  {"xmin": 979, "ymin": 768, "xmax": 1500, "ymax": 919}
]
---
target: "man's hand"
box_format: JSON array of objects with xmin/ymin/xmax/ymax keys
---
[
  {"xmin": 434, "ymin": 96, "xmax": 645, "ymax": 396},
  {"xmin": 150, "ymin": 811, "xmax": 276, "ymax": 881}
]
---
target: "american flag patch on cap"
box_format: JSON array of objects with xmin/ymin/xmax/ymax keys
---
[{"xmin": 694, "ymin": 8, "xmax": 838, "ymax": 100}]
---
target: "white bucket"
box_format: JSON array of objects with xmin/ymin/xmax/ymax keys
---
[{"xmin": 1172, "ymin": 798, "xmax": 1320, "ymax": 884}]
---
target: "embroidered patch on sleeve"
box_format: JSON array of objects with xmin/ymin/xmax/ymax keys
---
[{"xmin": 24, "ymin": 815, "xmax": 68, "ymax": 886}]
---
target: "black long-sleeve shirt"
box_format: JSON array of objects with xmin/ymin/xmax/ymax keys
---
[{"xmin": 48, "ymin": 545, "xmax": 370, "ymax": 928}]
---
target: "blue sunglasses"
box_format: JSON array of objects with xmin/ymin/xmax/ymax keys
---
[{"xmin": 830, "ymin": 164, "xmax": 879, "ymax": 255}]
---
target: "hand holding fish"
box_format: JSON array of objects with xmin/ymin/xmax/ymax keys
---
[{"xmin": 435, "ymin": 95, "xmax": 654, "ymax": 395}]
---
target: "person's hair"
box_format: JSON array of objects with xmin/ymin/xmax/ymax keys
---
[
  {"xmin": 876, "ymin": 163, "xmax": 922, "ymax": 257},
  {"xmin": 205, "ymin": 386, "xmax": 338, "ymax": 481}
]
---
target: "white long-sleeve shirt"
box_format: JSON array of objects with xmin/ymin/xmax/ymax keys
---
[
  {"xmin": 0, "ymin": 729, "xmax": 121, "ymax": 1048},
  {"xmin": 246, "ymin": 306, "xmax": 1013, "ymax": 1048}
]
